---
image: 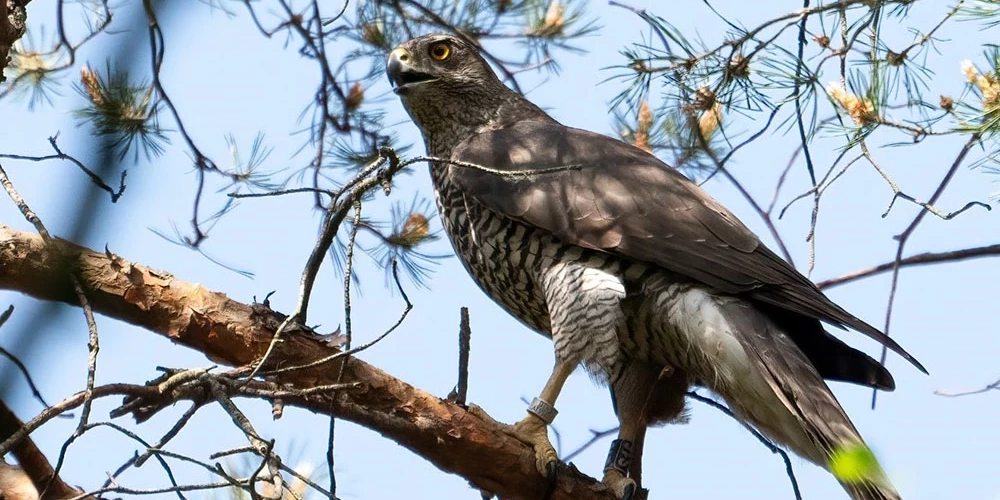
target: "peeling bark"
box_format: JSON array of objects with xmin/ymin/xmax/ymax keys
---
[{"xmin": 0, "ymin": 224, "xmax": 617, "ymax": 500}]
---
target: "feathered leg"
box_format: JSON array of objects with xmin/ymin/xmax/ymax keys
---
[
  {"xmin": 471, "ymin": 261, "xmax": 631, "ymax": 491},
  {"xmin": 603, "ymin": 359, "xmax": 688, "ymax": 499},
  {"xmin": 603, "ymin": 360, "xmax": 657, "ymax": 500}
]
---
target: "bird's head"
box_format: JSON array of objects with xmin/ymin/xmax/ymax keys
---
[
  {"xmin": 386, "ymin": 34, "xmax": 540, "ymax": 151},
  {"xmin": 386, "ymin": 34, "xmax": 499, "ymax": 98}
]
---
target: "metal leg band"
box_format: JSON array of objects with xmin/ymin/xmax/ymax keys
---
[
  {"xmin": 604, "ymin": 439, "xmax": 633, "ymax": 473},
  {"xmin": 526, "ymin": 397, "xmax": 558, "ymax": 424}
]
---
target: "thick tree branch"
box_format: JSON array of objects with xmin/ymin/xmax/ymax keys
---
[
  {"xmin": 0, "ymin": 401, "xmax": 92, "ymax": 500},
  {"xmin": 816, "ymin": 243, "xmax": 1000, "ymax": 290},
  {"xmin": 0, "ymin": 224, "xmax": 617, "ymax": 500}
]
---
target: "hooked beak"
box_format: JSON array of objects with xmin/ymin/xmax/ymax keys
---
[{"xmin": 387, "ymin": 48, "xmax": 438, "ymax": 94}]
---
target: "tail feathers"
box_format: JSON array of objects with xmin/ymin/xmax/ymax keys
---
[
  {"xmin": 717, "ymin": 300, "xmax": 900, "ymax": 500},
  {"xmin": 755, "ymin": 302, "xmax": 895, "ymax": 390},
  {"xmin": 844, "ymin": 481, "xmax": 901, "ymax": 500}
]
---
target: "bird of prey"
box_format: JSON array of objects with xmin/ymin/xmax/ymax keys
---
[{"xmin": 387, "ymin": 33, "xmax": 923, "ymax": 500}]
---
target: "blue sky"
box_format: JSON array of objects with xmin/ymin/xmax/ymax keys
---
[{"xmin": 1, "ymin": 1, "xmax": 998, "ymax": 499}]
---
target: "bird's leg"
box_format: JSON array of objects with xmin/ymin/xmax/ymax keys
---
[
  {"xmin": 602, "ymin": 425, "xmax": 645, "ymax": 500},
  {"xmin": 603, "ymin": 361, "xmax": 688, "ymax": 500},
  {"xmin": 602, "ymin": 360, "xmax": 659, "ymax": 500},
  {"xmin": 470, "ymin": 359, "xmax": 575, "ymax": 477}
]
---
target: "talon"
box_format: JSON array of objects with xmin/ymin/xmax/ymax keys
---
[
  {"xmin": 468, "ymin": 406, "xmax": 561, "ymax": 480},
  {"xmin": 622, "ymin": 482, "xmax": 636, "ymax": 500},
  {"xmin": 602, "ymin": 468, "xmax": 637, "ymax": 500},
  {"xmin": 543, "ymin": 461, "xmax": 557, "ymax": 500},
  {"xmin": 511, "ymin": 414, "xmax": 558, "ymax": 475}
]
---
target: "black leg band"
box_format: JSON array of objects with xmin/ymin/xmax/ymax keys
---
[{"xmin": 604, "ymin": 439, "xmax": 633, "ymax": 473}]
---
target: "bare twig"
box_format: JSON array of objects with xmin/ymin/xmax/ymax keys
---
[
  {"xmin": 260, "ymin": 259, "xmax": 413, "ymax": 377},
  {"xmin": 326, "ymin": 416, "xmax": 337, "ymax": 500},
  {"xmin": 935, "ymin": 378, "xmax": 1000, "ymax": 398},
  {"xmin": 861, "ymin": 142, "xmax": 991, "ymax": 220},
  {"xmin": 562, "ymin": 426, "xmax": 619, "ymax": 463},
  {"xmin": 132, "ymin": 402, "xmax": 205, "ymax": 469},
  {"xmin": 328, "ymin": 199, "xmax": 364, "ymax": 496},
  {"xmin": 342, "ymin": 200, "xmax": 363, "ymax": 353},
  {"xmin": 228, "ymin": 186, "xmax": 338, "ymax": 200},
  {"xmin": 70, "ymin": 279, "xmax": 100, "ymax": 433},
  {"xmin": 0, "ymin": 305, "xmax": 68, "ymax": 413},
  {"xmin": 0, "ymin": 383, "xmax": 154, "ymax": 456},
  {"xmin": 209, "ymin": 442, "xmax": 336, "ymax": 499},
  {"xmin": 68, "ymin": 480, "xmax": 235, "ymax": 500},
  {"xmin": 87, "ymin": 421, "xmax": 187, "ymax": 500},
  {"xmin": 817, "ymin": 244, "xmax": 1000, "ymax": 290},
  {"xmin": 873, "ymin": 133, "xmax": 982, "ymax": 408},
  {"xmin": 246, "ymin": 147, "xmax": 404, "ymax": 382},
  {"xmin": 0, "ymin": 347, "xmax": 62, "ymax": 411},
  {"xmin": 454, "ymin": 307, "xmax": 471, "ymax": 406},
  {"xmin": 400, "ymin": 156, "xmax": 582, "ymax": 178},
  {"xmin": 0, "ymin": 401, "xmax": 88, "ymax": 499},
  {"xmin": 0, "ymin": 137, "xmax": 127, "ymax": 202},
  {"xmin": 793, "ymin": 0, "xmax": 817, "ymax": 187},
  {"xmin": 0, "ymin": 163, "xmax": 50, "ymax": 239},
  {"xmin": 0, "ymin": 161, "xmax": 105, "ymax": 500},
  {"xmin": 687, "ymin": 391, "xmax": 801, "ymax": 500}
]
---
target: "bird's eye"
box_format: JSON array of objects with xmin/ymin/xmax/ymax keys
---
[{"xmin": 429, "ymin": 42, "xmax": 451, "ymax": 61}]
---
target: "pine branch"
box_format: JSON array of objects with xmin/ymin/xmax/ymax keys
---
[{"xmin": 0, "ymin": 223, "xmax": 618, "ymax": 500}]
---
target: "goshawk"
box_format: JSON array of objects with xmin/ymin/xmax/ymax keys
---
[{"xmin": 387, "ymin": 33, "xmax": 923, "ymax": 500}]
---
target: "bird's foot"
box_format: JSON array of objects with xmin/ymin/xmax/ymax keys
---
[
  {"xmin": 603, "ymin": 438, "xmax": 640, "ymax": 499},
  {"xmin": 602, "ymin": 469, "xmax": 637, "ymax": 500},
  {"xmin": 468, "ymin": 404, "xmax": 559, "ymax": 477}
]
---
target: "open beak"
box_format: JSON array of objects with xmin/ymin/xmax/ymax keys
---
[{"xmin": 387, "ymin": 48, "xmax": 438, "ymax": 94}]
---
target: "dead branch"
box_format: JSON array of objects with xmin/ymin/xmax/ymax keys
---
[
  {"xmin": 0, "ymin": 223, "xmax": 618, "ymax": 500},
  {"xmin": 872, "ymin": 133, "xmax": 981, "ymax": 408},
  {"xmin": 934, "ymin": 378, "xmax": 1000, "ymax": 398},
  {"xmin": 446, "ymin": 307, "xmax": 471, "ymax": 406},
  {"xmin": 816, "ymin": 243, "xmax": 1000, "ymax": 290}
]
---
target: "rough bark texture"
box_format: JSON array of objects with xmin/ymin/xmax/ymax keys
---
[
  {"xmin": 1, "ymin": 0, "xmax": 27, "ymax": 84},
  {"xmin": 0, "ymin": 224, "xmax": 618, "ymax": 500}
]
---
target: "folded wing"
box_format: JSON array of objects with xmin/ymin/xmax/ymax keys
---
[{"xmin": 449, "ymin": 120, "xmax": 924, "ymax": 375}]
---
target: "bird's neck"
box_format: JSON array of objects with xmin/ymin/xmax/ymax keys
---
[{"xmin": 415, "ymin": 87, "xmax": 554, "ymax": 158}]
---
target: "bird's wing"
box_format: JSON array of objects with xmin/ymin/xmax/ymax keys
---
[{"xmin": 449, "ymin": 120, "xmax": 924, "ymax": 373}]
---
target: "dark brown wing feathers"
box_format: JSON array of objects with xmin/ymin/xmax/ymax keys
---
[{"xmin": 450, "ymin": 121, "xmax": 925, "ymax": 375}]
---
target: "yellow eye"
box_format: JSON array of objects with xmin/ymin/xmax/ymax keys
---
[{"xmin": 429, "ymin": 42, "xmax": 451, "ymax": 61}]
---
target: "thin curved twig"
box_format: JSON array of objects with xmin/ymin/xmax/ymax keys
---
[{"xmin": 817, "ymin": 244, "xmax": 1000, "ymax": 290}]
